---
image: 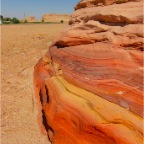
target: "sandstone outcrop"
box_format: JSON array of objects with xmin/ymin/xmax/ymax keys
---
[
  {"xmin": 75, "ymin": 0, "xmax": 142, "ymax": 10},
  {"xmin": 19, "ymin": 19, "xmax": 25, "ymax": 23},
  {"xmin": 26, "ymin": 16, "xmax": 36, "ymax": 22},
  {"xmin": 42, "ymin": 13, "xmax": 70, "ymax": 23},
  {"xmin": 34, "ymin": 0, "xmax": 144, "ymax": 144},
  {"xmin": 25, "ymin": 16, "xmax": 41, "ymax": 23}
]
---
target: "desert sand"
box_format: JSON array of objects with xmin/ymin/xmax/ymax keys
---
[{"xmin": 1, "ymin": 24, "xmax": 67, "ymax": 144}]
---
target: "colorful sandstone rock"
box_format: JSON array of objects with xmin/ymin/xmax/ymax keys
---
[{"xmin": 34, "ymin": 0, "xmax": 143, "ymax": 143}]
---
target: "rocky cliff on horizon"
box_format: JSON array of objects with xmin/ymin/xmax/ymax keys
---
[
  {"xmin": 34, "ymin": 0, "xmax": 143, "ymax": 143},
  {"xmin": 25, "ymin": 16, "xmax": 36, "ymax": 22},
  {"xmin": 42, "ymin": 13, "xmax": 70, "ymax": 23}
]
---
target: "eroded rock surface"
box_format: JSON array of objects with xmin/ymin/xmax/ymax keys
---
[{"xmin": 34, "ymin": 0, "xmax": 144, "ymax": 143}]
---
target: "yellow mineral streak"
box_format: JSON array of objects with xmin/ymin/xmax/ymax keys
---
[{"xmin": 45, "ymin": 76, "xmax": 143, "ymax": 144}]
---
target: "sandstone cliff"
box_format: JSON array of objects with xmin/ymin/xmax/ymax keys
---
[
  {"xmin": 42, "ymin": 13, "xmax": 70, "ymax": 23},
  {"xmin": 34, "ymin": 0, "xmax": 143, "ymax": 143}
]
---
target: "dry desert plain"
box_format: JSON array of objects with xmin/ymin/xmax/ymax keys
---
[{"xmin": 1, "ymin": 24, "xmax": 67, "ymax": 144}]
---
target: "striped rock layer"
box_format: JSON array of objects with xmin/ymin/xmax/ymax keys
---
[{"xmin": 34, "ymin": 0, "xmax": 144, "ymax": 144}]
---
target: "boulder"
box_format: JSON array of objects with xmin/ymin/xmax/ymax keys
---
[{"xmin": 34, "ymin": 0, "xmax": 143, "ymax": 143}]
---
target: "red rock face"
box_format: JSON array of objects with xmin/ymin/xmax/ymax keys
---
[{"xmin": 34, "ymin": 0, "xmax": 143, "ymax": 144}]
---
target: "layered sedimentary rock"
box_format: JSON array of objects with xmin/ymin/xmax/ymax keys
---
[
  {"xmin": 74, "ymin": 0, "xmax": 142, "ymax": 10},
  {"xmin": 42, "ymin": 13, "xmax": 70, "ymax": 23},
  {"xmin": 34, "ymin": 0, "xmax": 144, "ymax": 144}
]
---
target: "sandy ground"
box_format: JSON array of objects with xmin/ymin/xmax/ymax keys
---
[{"xmin": 1, "ymin": 24, "xmax": 67, "ymax": 144}]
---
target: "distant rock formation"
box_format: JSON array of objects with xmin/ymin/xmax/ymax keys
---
[
  {"xmin": 26, "ymin": 16, "xmax": 36, "ymax": 22},
  {"xmin": 34, "ymin": 0, "xmax": 143, "ymax": 144},
  {"xmin": 42, "ymin": 13, "xmax": 70, "ymax": 23},
  {"xmin": 25, "ymin": 16, "xmax": 42, "ymax": 23},
  {"xmin": 19, "ymin": 19, "xmax": 25, "ymax": 23}
]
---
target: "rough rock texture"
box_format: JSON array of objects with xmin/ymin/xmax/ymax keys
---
[
  {"xmin": 75, "ymin": 0, "xmax": 142, "ymax": 10},
  {"xmin": 42, "ymin": 13, "xmax": 70, "ymax": 23},
  {"xmin": 34, "ymin": 0, "xmax": 143, "ymax": 144}
]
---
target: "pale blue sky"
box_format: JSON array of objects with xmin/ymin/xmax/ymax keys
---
[{"xmin": 1, "ymin": 0, "xmax": 80, "ymax": 19}]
